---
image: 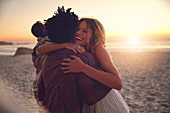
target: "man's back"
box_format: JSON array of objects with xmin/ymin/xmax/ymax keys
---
[{"xmin": 38, "ymin": 49, "xmax": 111, "ymax": 113}]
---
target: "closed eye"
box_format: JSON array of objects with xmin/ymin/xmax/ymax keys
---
[{"xmin": 83, "ymin": 30, "xmax": 87, "ymax": 33}]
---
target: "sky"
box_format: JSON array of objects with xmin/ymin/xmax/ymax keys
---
[{"xmin": 0, "ymin": 0, "xmax": 170, "ymax": 41}]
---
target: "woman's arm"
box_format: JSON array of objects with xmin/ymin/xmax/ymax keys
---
[
  {"xmin": 93, "ymin": 45, "xmax": 122, "ymax": 90},
  {"xmin": 61, "ymin": 45, "xmax": 122, "ymax": 90},
  {"xmin": 37, "ymin": 43, "xmax": 86, "ymax": 55},
  {"xmin": 37, "ymin": 43, "xmax": 65, "ymax": 55}
]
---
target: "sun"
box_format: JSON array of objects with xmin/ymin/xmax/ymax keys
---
[
  {"xmin": 130, "ymin": 38, "xmax": 139, "ymax": 45},
  {"xmin": 128, "ymin": 37, "xmax": 141, "ymax": 48}
]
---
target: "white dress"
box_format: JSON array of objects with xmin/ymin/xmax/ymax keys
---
[{"xmin": 82, "ymin": 89, "xmax": 130, "ymax": 113}]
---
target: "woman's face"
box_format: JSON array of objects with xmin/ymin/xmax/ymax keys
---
[{"xmin": 74, "ymin": 21, "xmax": 89, "ymax": 46}]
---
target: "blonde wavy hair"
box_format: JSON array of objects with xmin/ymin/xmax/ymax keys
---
[{"xmin": 79, "ymin": 18, "xmax": 105, "ymax": 54}]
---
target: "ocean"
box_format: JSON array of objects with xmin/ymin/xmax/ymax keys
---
[
  {"xmin": 0, "ymin": 40, "xmax": 36, "ymax": 55},
  {"xmin": 0, "ymin": 38, "xmax": 170, "ymax": 55},
  {"xmin": 105, "ymin": 38, "xmax": 170, "ymax": 52}
]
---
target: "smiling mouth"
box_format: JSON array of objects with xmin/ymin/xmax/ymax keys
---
[{"xmin": 75, "ymin": 37, "xmax": 84, "ymax": 41}]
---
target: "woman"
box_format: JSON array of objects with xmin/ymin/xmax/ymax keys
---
[{"xmin": 38, "ymin": 18, "xmax": 130, "ymax": 113}]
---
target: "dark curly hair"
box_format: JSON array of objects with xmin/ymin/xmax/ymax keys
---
[
  {"xmin": 45, "ymin": 6, "xmax": 79, "ymax": 43},
  {"xmin": 31, "ymin": 22, "xmax": 44, "ymax": 38}
]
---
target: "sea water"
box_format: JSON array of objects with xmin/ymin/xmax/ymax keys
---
[
  {"xmin": 0, "ymin": 40, "xmax": 36, "ymax": 55},
  {"xmin": 106, "ymin": 38, "xmax": 170, "ymax": 52},
  {"xmin": 0, "ymin": 38, "xmax": 170, "ymax": 55}
]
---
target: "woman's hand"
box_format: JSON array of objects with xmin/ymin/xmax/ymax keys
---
[
  {"xmin": 60, "ymin": 55, "xmax": 86, "ymax": 73},
  {"xmin": 65, "ymin": 43, "xmax": 86, "ymax": 54}
]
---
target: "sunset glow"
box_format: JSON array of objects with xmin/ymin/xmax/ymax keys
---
[
  {"xmin": 129, "ymin": 37, "xmax": 140, "ymax": 46},
  {"xmin": 0, "ymin": 0, "xmax": 170, "ymax": 41}
]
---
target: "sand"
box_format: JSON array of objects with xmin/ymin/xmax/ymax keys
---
[
  {"xmin": 0, "ymin": 52, "xmax": 169, "ymax": 113},
  {"xmin": 0, "ymin": 55, "xmax": 38, "ymax": 113}
]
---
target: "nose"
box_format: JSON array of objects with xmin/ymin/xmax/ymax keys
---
[{"xmin": 76, "ymin": 29, "xmax": 81, "ymax": 35}]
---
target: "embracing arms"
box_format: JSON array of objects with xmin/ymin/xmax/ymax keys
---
[
  {"xmin": 37, "ymin": 43, "xmax": 122, "ymax": 90},
  {"xmin": 37, "ymin": 43, "xmax": 66, "ymax": 55},
  {"xmin": 37, "ymin": 43, "xmax": 86, "ymax": 55},
  {"xmin": 61, "ymin": 45, "xmax": 122, "ymax": 90}
]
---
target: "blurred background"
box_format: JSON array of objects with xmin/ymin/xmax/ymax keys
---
[
  {"xmin": 0, "ymin": 0, "xmax": 170, "ymax": 113},
  {"xmin": 0, "ymin": 0, "xmax": 170, "ymax": 54}
]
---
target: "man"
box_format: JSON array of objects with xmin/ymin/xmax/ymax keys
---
[
  {"xmin": 38, "ymin": 6, "xmax": 111, "ymax": 113},
  {"xmin": 31, "ymin": 21, "xmax": 51, "ymax": 103}
]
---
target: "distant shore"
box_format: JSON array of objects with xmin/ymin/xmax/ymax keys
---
[
  {"xmin": 0, "ymin": 51, "xmax": 169, "ymax": 113},
  {"xmin": 0, "ymin": 41, "xmax": 33, "ymax": 45},
  {"xmin": 0, "ymin": 41, "xmax": 13, "ymax": 45},
  {"xmin": 0, "ymin": 41, "xmax": 35, "ymax": 55}
]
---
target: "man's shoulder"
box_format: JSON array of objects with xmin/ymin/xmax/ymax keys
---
[
  {"xmin": 75, "ymin": 52, "xmax": 96, "ymax": 67},
  {"xmin": 53, "ymin": 49, "xmax": 89, "ymax": 59},
  {"xmin": 49, "ymin": 49, "xmax": 74, "ymax": 57},
  {"xmin": 49, "ymin": 50, "xmax": 96, "ymax": 65},
  {"xmin": 38, "ymin": 36, "xmax": 51, "ymax": 45},
  {"xmin": 53, "ymin": 49, "xmax": 74, "ymax": 54}
]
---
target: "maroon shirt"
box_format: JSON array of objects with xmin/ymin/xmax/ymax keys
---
[{"xmin": 38, "ymin": 49, "xmax": 111, "ymax": 113}]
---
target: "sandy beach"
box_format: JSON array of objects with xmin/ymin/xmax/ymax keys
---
[{"xmin": 0, "ymin": 52, "xmax": 169, "ymax": 113}]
